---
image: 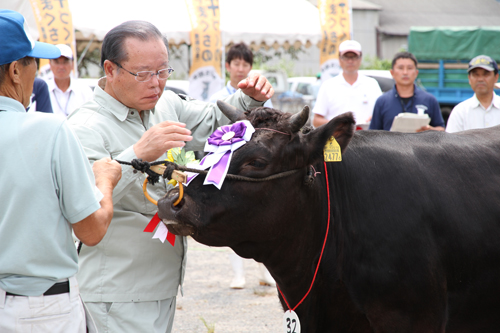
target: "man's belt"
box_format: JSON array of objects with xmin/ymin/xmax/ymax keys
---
[{"xmin": 6, "ymin": 281, "xmax": 69, "ymax": 297}]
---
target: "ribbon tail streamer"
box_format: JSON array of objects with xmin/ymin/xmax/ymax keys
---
[
  {"xmin": 205, "ymin": 150, "xmax": 232, "ymax": 189},
  {"xmin": 144, "ymin": 213, "xmax": 161, "ymax": 232},
  {"xmin": 167, "ymin": 231, "xmax": 176, "ymax": 246}
]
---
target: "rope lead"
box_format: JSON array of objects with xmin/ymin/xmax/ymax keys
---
[{"xmin": 116, "ymin": 158, "xmax": 305, "ymax": 207}]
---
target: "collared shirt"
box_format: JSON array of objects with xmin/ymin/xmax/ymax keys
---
[
  {"xmin": 0, "ymin": 96, "xmax": 102, "ymax": 296},
  {"xmin": 313, "ymin": 73, "xmax": 382, "ymax": 124},
  {"xmin": 446, "ymin": 93, "xmax": 500, "ymax": 133},
  {"xmin": 370, "ymin": 85, "xmax": 445, "ymax": 130},
  {"xmin": 67, "ymin": 78, "xmax": 264, "ymax": 303},
  {"xmin": 46, "ymin": 77, "xmax": 93, "ymax": 117},
  {"xmin": 209, "ymin": 81, "xmax": 273, "ymax": 107}
]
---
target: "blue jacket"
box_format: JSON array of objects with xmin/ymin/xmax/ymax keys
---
[
  {"xmin": 369, "ymin": 85, "xmax": 444, "ymax": 130},
  {"xmin": 28, "ymin": 78, "xmax": 53, "ymax": 113}
]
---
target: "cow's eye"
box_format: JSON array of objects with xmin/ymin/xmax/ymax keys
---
[{"xmin": 247, "ymin": 159, "xmax": 267, "ymax": 169}]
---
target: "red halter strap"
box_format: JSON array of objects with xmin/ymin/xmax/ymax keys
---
[{"xmin": 276, "ymin": 160, "xmax": 331, "ymax": 311}]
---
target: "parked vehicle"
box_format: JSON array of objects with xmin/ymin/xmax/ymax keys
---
[
  {"xmin": 164, "ymin": 79, "xmax": 189, "ymax": 95},
  {"xmin": 288, "ymin": 76, "xmax": 319, "ymax": 96},
  {"xmin": 358, "ymin": 70, "xmax": 394, "ymax": 93},
  {"xmin": 281, "ymin": 71, "xmax": 394, "ymax": 118},
  {"xmin": 250, "ymin": 69, "xmax": 316, "ymax": 118},
  {"xmin": 408, "ymin": 27, "xmax": 500, "ymax": 124},
  {"xmin": 281, "ymin": 76, "xmax": 319, "ymax": 113},
  {"xmin": 77, "ymin": 78, "xmax": 99, "ymax": 91}
]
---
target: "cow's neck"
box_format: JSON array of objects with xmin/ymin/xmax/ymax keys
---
[{"xmin": 264, "ymin": 167, "xmax": 333, "ymax": 312}]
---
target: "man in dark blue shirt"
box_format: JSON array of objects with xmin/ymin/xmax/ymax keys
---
[
  {"xmin": 28, "ymin": 77, "xmax": 53, "ymax": 113},
  {"xmin": 369, "ymin": 52, "xmax": 445, "ymax": 132}
]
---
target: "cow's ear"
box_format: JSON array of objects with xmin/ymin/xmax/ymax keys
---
[{"xmin": 302, "ymin": 112, "xmax": 355, "ymax": 164}]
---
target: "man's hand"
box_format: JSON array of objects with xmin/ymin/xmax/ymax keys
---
[
  {"xmin": 416, "ymin": 125, "xmax": 445, "ymax": 132},
  {"xmin": 74, "ymin": 157, "xmax": 122, "ymax": 247},
  {"xmin": 134, "ymin": 121, "xmax": 193, "ymax": 162},
  {"xmin": 238, "ymin": 73, "xmax": 274, "ymax": 102},
  {"xmin": 93, "ymin": 157, "xmax": 122, "ymax": 189}
]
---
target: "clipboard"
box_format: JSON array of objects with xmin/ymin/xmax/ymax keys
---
[{"xmin": 390, "ymin": 113, "xmax": 430, "ymax": 133}]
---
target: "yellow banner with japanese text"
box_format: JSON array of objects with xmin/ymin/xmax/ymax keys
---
[
  {"xmin": 186, "ymin": 0, "xmax": 222, "ymax": 75},
  {"xmin": 185, "ymin": 0, "xmax": 223, "ymax": 101},
  {"xmin": 29, "ymin": 0, "xmax": 76, "ymax": 73},
  {"xmin": 318, "ymin": 0, "xmax": 352, "ymax": 79}
]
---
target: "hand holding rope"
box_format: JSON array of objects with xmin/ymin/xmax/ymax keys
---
[{"xmin": 115, "ymin": 159, "xmax": 187, "ymax": 206}]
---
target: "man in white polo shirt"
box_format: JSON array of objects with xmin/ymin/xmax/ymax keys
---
[
  {"xmin": 446, "ymin": 55, "xmax": 500, "ymax": 133},
  {"xmin": 46, "ymin": 44, "xmax": 93, "ymax": 117},
  {"xmin": 312, "ymin": 40, "xmax": 382, "ymax": 127}
]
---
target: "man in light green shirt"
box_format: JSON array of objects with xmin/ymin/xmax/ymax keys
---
[
  {"xmin": 67, "ymin": 20, "xmax": 274, "ymax": 332},
  {"xmin": 0, "ymin": 9, "xmax": 122, "ymax": 332}
]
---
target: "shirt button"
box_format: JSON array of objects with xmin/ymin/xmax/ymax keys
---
[{"xmin": 131, "ymin": 111, "xmax": 135, "ymax": 115}]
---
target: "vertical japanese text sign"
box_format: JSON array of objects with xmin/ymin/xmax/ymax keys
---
[
  {"xmin": 318, "ymin": 0, "xmax": 352, "ymax": 80},
  {"xmin": 185, "ymin": 0, "xmax": 223, "ymax": 101},
  {"xmin": 29, "ymin": 0, "xmax": 77, "ymax": 75}
]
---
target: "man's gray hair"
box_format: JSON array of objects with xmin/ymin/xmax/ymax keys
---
[{"xmin": 100, "ymin": 20, "xmax": 169, "ymax": 68}]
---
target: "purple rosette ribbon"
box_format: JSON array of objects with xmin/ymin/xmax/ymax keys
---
[{"xmin": 186, "ymin": 120, "xmax": 255, "ymax": 189}]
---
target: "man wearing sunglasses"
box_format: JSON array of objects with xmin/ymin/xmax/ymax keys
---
[{"xmin": 67, "ymin": 20, "xmax": 274, "ymax": 333}]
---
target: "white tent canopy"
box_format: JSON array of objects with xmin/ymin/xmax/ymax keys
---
[
  {"xmin": 2, "ymin": 0, "xmax": 40, "ymax": 39},
  {"xmin": 219, "ymin": 0, "xmax": 321, "ymax": 48},
  {"xmin": 5, "ymin": 0, "xmax": 321, "ymax": 48},
  {"xmin": 70, "ymin": 0, "xmax": 192, "ymax": 45}
]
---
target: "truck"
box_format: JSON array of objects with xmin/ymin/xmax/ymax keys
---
[{"xmin": 408, "ymin": 27, "xmax": 500, "ymax": 124}]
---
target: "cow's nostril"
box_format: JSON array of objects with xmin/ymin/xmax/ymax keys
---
[
  {"xmin": 172, "ymin": 183, "xmax": 185, "ymax": 206},
  {"xmin": 171, "ymin": 197, "xmax": 184, "ymax": 211}
]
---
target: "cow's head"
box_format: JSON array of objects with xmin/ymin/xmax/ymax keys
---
[{"xmin": 158, "ymin": 101, "xmax": 355, "ymax": 253}]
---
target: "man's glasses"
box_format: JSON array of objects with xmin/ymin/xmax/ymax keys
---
[
  {"xmin": 340, "ymin": 54, "xmax": 360, "ymax": 61},
  {"xmin": 111, "ymin": 60, "xmax": 174, "ymax": 82}
]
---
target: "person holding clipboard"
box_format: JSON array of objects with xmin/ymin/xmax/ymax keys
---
[{"xmin": 369, "ymin": 52, "xmax": 445, "ymax": 132}]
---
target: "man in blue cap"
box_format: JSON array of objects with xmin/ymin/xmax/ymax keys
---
[
  {"xmin": 446, "ymin": 55, "xmax": 500, "ymax": 132},
  {"xmin": 0, "ymin": 10, "xmax": 122, "ymax": 332}
]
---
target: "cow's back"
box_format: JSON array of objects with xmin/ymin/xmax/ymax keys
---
[{"xmin": 326, "ymin": 126, "xmax": 500, "ymax": 331}]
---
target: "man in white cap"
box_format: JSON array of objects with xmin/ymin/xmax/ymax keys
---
[
  {"xmin": 446, "ymin": 55, "xmax": 500, "ymax": 132},
  {"xmin": 46, "ymin": 44, "xmax": 93, "ymax": 117},
  {"xmin": 0, "ymin": 9, "xmax": 122, "ymax": 332},
  {"xmin": 313, "ymin": 40, "xmax": 382, "ymax": 127}
]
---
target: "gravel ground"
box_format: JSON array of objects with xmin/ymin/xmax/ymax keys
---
[{"xmin": 172, "ymin": 237, "xmax": 283, "ymax": 333}]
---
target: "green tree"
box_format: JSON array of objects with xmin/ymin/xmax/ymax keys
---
[
  {"xmin": 361, "ymin": 55, "xmax": 392, "ymax": 70},
  {"xmin": 77, "ymin": 47, "xmax": 103, "ymax": 78},
  {"xmin": 253, "ymin": 46, "xmax": 305, "ymax": 77}
]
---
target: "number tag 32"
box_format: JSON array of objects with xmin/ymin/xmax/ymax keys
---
[{"xmin": 283, "ymin": 310, "xmax": 301, "ymax": 333}]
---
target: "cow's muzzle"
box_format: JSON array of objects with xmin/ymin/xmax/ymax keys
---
[{"xmin": 157, "ymin": 188, "xmax": 196, "ymax": 236}]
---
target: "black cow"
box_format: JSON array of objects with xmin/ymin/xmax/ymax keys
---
[{"xmin": 158, "ymin": 101, "xmax": 500, "ymax": 332}]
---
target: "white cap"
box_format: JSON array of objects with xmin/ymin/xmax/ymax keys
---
[
  {"xmin": 339, "ymin": 40, "xmax": 362, "ymax": 56},
  {"xmin": 55, "ymin": 44, "xmax": 73, "ymax": 60}
]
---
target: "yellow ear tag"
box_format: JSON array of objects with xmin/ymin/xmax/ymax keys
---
[{"xmin": 323, "ymin": 136, "xmax": 342, "ymax": 162}]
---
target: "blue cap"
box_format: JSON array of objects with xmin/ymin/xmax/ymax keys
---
[{"xmin": 0, "ymin": 10, "xmax": 61, "ymax": 66}]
